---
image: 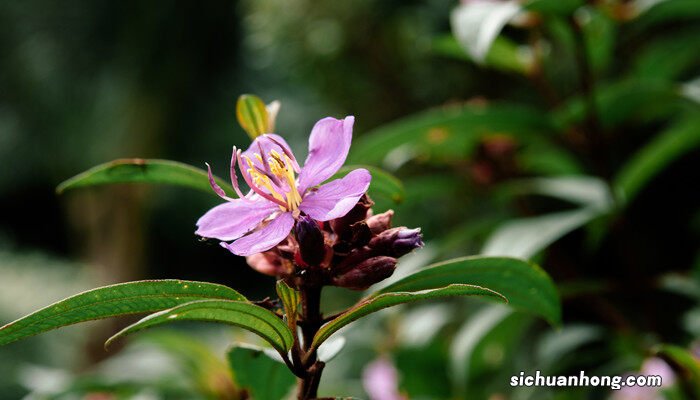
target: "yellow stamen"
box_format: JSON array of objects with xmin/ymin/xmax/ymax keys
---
[{"xmin": 245, "ymin": 151, "xmax": 302, "ymax": 212}]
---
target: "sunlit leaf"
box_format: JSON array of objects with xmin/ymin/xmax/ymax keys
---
[
  {"xmin": 0, "ymin": 280, "xmax": 245, "ymax": 346},
  {"xmin": 379, "ymin": 256, "xmax": 561, "ymax": 326},
  {"xmin": 482, "ymin": 208, "xmax": 602, "ymax": 259},
  {"xmin": 317, "ymin": 336, "xmax": 346, "ymax": 363},
  {"xmin": 106, "ymin": 300, "xmax": 294, "ymax": 354},
  {"xmin": 311, "ymin": 284, "xmax": 505, "ymax": 351},
  {"xmin": 450, "ymin": 304, "xmax": 513, "ymax": 393},
  {"xmin": 504, "ymin": 176, "xmax": 614, "ymax": 209},
  {"xmin": 485, "ymin": 175, "xmax": 615, "ymax": 257},
  {"xmin": 56, "ymin": 159, "xmax": 229, "ymax": 196},
  {"xmin": 616, "ymin": 115, "xmax": 700, "ymax": 203},
  {"xmin": 276, "ymin": 280, "xmax": 300, "ymax": 327},
  {"xmin": 236, "ymin": 94, "xmax": 270, "ymax": 140},
  {"xmin": 228, "ymin": 344, "xmax": 296, "ymax": 400},
  {"xmin": 450, "ymin": 0, "xmax": 521, "ymax": 63},
  {"xmin": 396, "ymin": 304, "xmax": 453, "ymax": 347},
  {"xmin": 680, "ymin": 76, "xmax": 700, "ymax": 105},
  {"xmin": 536, "ymin": 324, "xmax": 604, "ymax": 371},
  {"xmin": 432, "ymin": 35, "xmax": 533, "ymax": 75},
  {"xmin": 450, "ymin": 304, "xmax": 532, "ymax": 396}
]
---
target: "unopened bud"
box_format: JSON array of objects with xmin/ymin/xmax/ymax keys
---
[
  {"xmin": 369, "ymin": 227, "xmax": 423, "ymax": 258},
  {"xmin": 330, "ymin": 195, "xmax": 374, "ymax": 239},
  {"xmin": 332, "ymin": 256, "xmax": 397, "ymax": 290},
  {"xmin": 366, "ymin": 210, "xmax": 394, "ymax": 234},
  {"xmin": 294, "ymin": 215, "xmax": 325, "ymax": 266}
]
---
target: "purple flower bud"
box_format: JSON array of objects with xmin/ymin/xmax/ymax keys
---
[
  {"xmin": 393, "ymin": 228, "xmax": 424, "ymax": 256},
  {"xmin": 332, "ymin": 256, "xmax": 397, "ymax": 290},
  {"xmin": 369, "ymin": 227, "xmax": 424, "ymax": 258},
  {"xmin": 294, "ymin": 215, "xmax": 326, "ymax": 267}
]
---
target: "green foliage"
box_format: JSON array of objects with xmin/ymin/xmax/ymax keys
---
[
  {"xmin": 276, "ymin": 280, "xmax": 300, "ymax": 327},
  {"xmin": 0, "ymin": 280, "xmax": 244, "ymax": 346},
  {"xmin": 311, "ymin": 284, "xmax": 506, "ymax": 351},
  {"xmin": 228, "ymin": 344, "xmax": 296, "ymax": 400},
  {"xmin": 616, "ymin": 115, "xmax": 700, "ymax": 203},
  {"xmin": 349, "ymin": 103, "xmax": 554, "ymax": 166},
  {"xmin": 433, "ymin": 35, "xmax": 533, "ymax": 75},
  {"xmin": 106, "ymin": 300, "xmax": 294, "ymax": 354},
  {"xmin": 236, "ymin": 94, "xmax": 272, "ymax": 140},
  {"xmin": 380, "ymin": 257, "xmax": 561, "ymax": 326},
  {"xmin": 57, "ymin": 159, "xmax": 229, "ymax": 196},
  {"xmin": 4, "ymin": 0, "xmax": 700, "ymax": 397}
]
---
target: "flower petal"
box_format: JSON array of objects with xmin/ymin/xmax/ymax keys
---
[
  {"xmin": 299, "ymin": 168, "xmax": 371, "ymax": 221},
  {"xmin": 222, "ymin": 212, "xmax": 295, "ymax": 256},
  {"xmin": 241, "ymin": 133, "xmax": 296, "ymax": 175},
  {"xmin": 195, "ymin": 199, "xmax": 276, "ymax": 241},
  {"xmin": 298, "ymin": 116, "xmax": 354, "ymax": 191}
]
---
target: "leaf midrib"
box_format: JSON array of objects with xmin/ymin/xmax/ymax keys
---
[{"xmin": 0, "ymin": 292, "xmax": 238, "ymax": 344}]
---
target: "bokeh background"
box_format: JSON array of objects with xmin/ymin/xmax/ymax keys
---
[{"xmin": 1, "ymin": 0, "xmax": 699, "ymax": 399}]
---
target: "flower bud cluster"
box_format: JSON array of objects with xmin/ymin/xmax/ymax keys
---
[{"xmin": 245, "ymin": 195, "xmax": 423, "ymax": 290}]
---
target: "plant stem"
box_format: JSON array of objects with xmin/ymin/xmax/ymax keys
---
[{"xmin": 297, "ymin": 285, "xmax": 324, "ymax": 400}]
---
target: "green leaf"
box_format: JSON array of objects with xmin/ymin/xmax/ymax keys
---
[
  {"xmin": 276, "ymin": 280, "xmax": 300, "ymax": 327},
  {"xmin": 311, "ymin": 284, "xmax": 505, "ymax": 351},
  {"xmin": 630, "ymin": 26, "xmax": 700, "ymax": 82},
  {"xmin": 681, "ymin": 76, "xmax": 700, "ymax": 105},
  {"xmin": 0, "ymin": 280, "xmax": 245, "ymax": 346},
  {"xmin": 138, "ymin": 331, "xmax": 235, "ymax": 397},
  {"xmin": 378, "ymin": 256, "xmax": 561, "ymax": 326},
  {"xmin": 654, "ymin": 344, "xmax": 700, "ymax": 398},
  {"xmin": 332, "ymin": 165, "xmax": 405, "ymax": 207},
  {"xmin": 536, "ymin": 324, "xmax": 604, "ymax": 371},
  {"xmin": 483, "ymin": 176, "xmax": 614, "ymax": 259},
  {"xmin": 317, "ymin": 336, "xmax": 346, "ymax": 363},
  {"xmin": 482, "ymin": 208, "xmax": 603, "ymax": 259},
  {"xmin": 524, "ymin": 0, "xmax": 584, "ymax": 16},
  {"xmin": 615, "ymin": 115, "xmax": 700, "ymax": 203},
  {"xmin": 582, "ymin": 7, "xmax": 616, "ymax": 75},
  {"xmin": 228, "ymin": 344, "xmax": 296, "ymax": 400},
  {"xmin": 106, "ymin": 300, "xmax": 294, "ymax": 354},
  {"xmin": 504, "ymin": 176, "xmax": 614, "ymax": 209},
  {"xmin": 517, "ymin": 141, "xmax": 585, "ymax": 175},
  {"xmin": 552, "ymin": 79, "xmax": 682, "ymax": 131},
  {"xmin": 236, "ymin": 94, "xmax": 269, "ymax": 140},
  {"xmin": 56, "ymin": 159, "xmax": 229, "ymax": 196},
  {"xmin": 629, "ymin": 0, "xmax": 700, "ymax": 37},
  {"xmin": 432, "ymin": 35, "xmax": 533, "ymax": 75},
  {"xmin": 349, "ymin": 103, "xmax": 554, "ymax": 167},
  {"xmin": 450, "ymin": 0, "xmax": 521, "ymax": 63},
  {"xmin": 450, "ymin": 304, "xmax": 532, "ymax": 396}
]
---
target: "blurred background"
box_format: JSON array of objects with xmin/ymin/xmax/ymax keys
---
[{"xmin": 1, "ymin": 0, "xmax": 699, "ymax": 399}]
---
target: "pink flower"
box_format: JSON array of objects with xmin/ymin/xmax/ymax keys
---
[
  {"xmin": 362, "ymin": 357, "xmax": 405, "ymax": 400},
  {"xmin": 196, "ymin": 116, "xmax": 371, "ymax": 256}
]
